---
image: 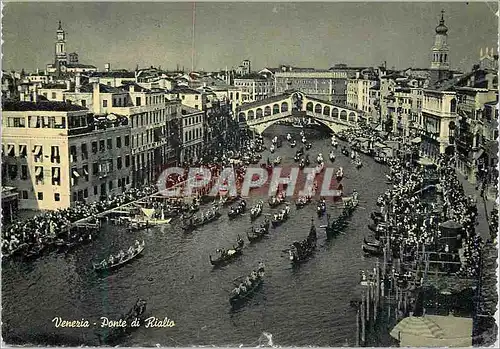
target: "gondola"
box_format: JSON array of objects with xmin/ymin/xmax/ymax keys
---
[
  {"xmin": 93, "ymin": 241, "xmax": 145, "ymax": 272},
  {"xmin": 229, "ymin": 264, "xmax": 265, "ymax": 308},
  {"xmin": 299, "ymin": 160, "xmax": 305, "ymax": 169},
  {"xmin": 325, "ymin": 196, "xmax": 359, "ymax": 238},
  {"xmin": 354, "ymin": 160, "xmax": 363, "ymax": 169},
  {"xmin": 304, "ymin": 155, "xmax": 310, "ymax": 166},
  {"xmin": 97, "ymin": 299, "xmax": 147, "ymax": 345},
  {"xmin": 289, "ymin": 220, "xmax": 317, "ymax": 264},
  {"xmin": 341, "ymin": 147, "xmax": 349, "ymax": 156},
  {"xmin": 295, "ymin": 196, "xmax": 312, "ymax": 209},
  {"xmin": 228, "ymin": 200, "xmax": 247, "ymax": 219},
  {"xmin": 273, "ymin": 156, "xmax": 282, "ymax": 165},
  {"xmin": 270, "ymin": 145, "xmax": 275, "ymax": 153},
  {"xmin": 317, "ymin": 200, "xmax": 327, "ymax": 217},
  {"xmin": 336, "ymin": 168, "xmax": 344, "ymax": 182},
  {"xmin": 209, "ymin": 238, "xmax": 244, "ymax": 266},
  {"xmin": 182, "ymin": 207, "xmax": 221, "ymax": 231},
  {"xmin": 370, "ymin": 211, "xmax": 384, "ymax": 223},
  {"xmin": 305, "ymin": 142, "xmax": 312, "ymax": 150},
  {"xmin": 271, "ymin": 206, "xmax": 290, "ymax": 227},
  {"xmin": 276, "ymin": 138, "xmax": 283, "ymax": 148},
  {"xmin": 249, "ymin": 200, "xmax": 264, "ymax": 221},
  {"xmin": 247, "ymin": 220, "xmax": 271, "ymax": 243},
  {"xmin": 362, "ymin": 242, "xmax": 383, "ymax": 256},
  {"xmin": 294, "ymin": 154, "xmax": 301, "ymax": 162},
  {"xmin": 290, "ymin": 140, "xmax": 297, "ymax": 148},
  {"xmin": 221, "ymin": 195, "xmax": 240, "ymax": 207},
  {"xmin": 296, "ymin": 147, "xmax": 305, "ymax": 157},
  {"xmin": 363, "ymin": 237, "xmax": 381, "ymax": 248}
]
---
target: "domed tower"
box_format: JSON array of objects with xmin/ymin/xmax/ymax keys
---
[{"xmin": 430, "ymin": 10, "xmax": 450, "ymax": 71}]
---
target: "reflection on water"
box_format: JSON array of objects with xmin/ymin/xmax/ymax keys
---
[{"xmin": 2, "ymin": 125, "xmax": 389, "ymax": 346}]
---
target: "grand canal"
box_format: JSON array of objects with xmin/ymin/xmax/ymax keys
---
[{"xmin": 2, "ymin": 125, "xmax": 390, "ymax": 347}]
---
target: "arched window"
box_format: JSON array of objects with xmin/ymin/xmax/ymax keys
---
[
  {"xmin": 450, "ymin": 98, "xmax": 457, "ymax": 113},
  {"xmin": 332, "ymin": 108, "xmax": 339, "ymax": 118},
  {"xmin": 248, "ymin": 110, "xmax": 254, "ymax": 120},
  {"xmin": 323, "ymin": 106, "xmax": 330, "ymax": 116},
  {"xmin": 340, "ymin": 110, "xmax": 347, "ymax": 120},
  {"xmin": 238, "ymin": 113, "xmax": 246, "ymax": 122},
  {"xmin": 256, "ymin": 108, "xmax": 263, "ymax": 118},
  {"xmin": 264, "ymin": 106, "xmax": 271, "ymax": 116},
  {"xmin": 236, "ymin": 92, "xmax": 239, "ymax": 100},
  {"xmin": 273, "ymin": 104, "xmax": 280, "ymax": 114},
  {"xmin": 348, "ymin": 112, "xmax": 356, "ymax": 122},
  {"xmin": 281, "ymin": 102, "xmax": 288, "ymax": 112},
  {"xmin": 314, "ymin": 104, "xmax": 322, "ymax": 114},
  {"xmin": 306, "ymin": 102, "xmax": 313, "ymax": 112}
]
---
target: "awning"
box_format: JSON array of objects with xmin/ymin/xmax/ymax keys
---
[
  {"xmin": 72, "ymin": 169, "xmax": 80, "ymax": 178},
  {"xmin": 411, "ymin": 137, "xmax": 422, "ymax": 144},
  {"xmin": 34, "ymin": 145, "xmax": 42, "ymax": 156},
  {"xmin": 35, "ymin": 167, "xmax": 43, "ymax": 176},
  {"xmin": 473, "ymin": 149, "xmax": 484, "ymax": 160}
]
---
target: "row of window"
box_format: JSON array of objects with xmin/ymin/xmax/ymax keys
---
[
  {"xmin": 130, "ymin": 110, "xmax": 166, "ymax": 128},
  {"xmin": 184, "ymin": 128, "xmax": 202, "ymax": 143},
  {"xmin": 183, "ymin": 115, "xmax": 202, "ymax": 127},
  {"xmin": 4, "ymin": 115, "xmax": 86, "ymax": 130}
]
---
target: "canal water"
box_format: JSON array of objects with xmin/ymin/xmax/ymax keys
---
[{"xmin": 2, "ymin": 125, "xmax": 390, "ymax": 347}]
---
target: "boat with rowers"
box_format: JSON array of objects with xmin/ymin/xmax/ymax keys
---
[
  {"xmin": 249, "ymin": 200, "xmax": 264, "ymax": 221},
  {"xmin": 273, "ymin": 156, "xmax": 282, "ymax": 165},
  {"xmin": 317, "ymin": 198, "xmax": 327, "ymax": 217},
  {"xmin": 329, "ymin": 150, "xmax": 336, "ymax": 162},
  {"xmin": 227, "ymin": 199, "xmax": 247, "ymax": 219},
  {"xmin": 229, "ymin": 262, "xmax": 265, "ymax": 308},
  {"xmin": 128, "ymin": 207, "xmax": 172, "ymax": 229},
  {"xmin": 325, "ymin": 192, "xmax": 359, "ymax": 238},
  {"xmin": 97, "ymin": 299, "xmax": 147, "ymax": 344},
  {"xmin": 295, "ymin": 195, "xmax": 312, "ymax": 209},
  {"xmin": 268, "ymin": 191, "xmax": 286, "ymax": 208},
  {"xmin": 209, "ymin": 236, "xmax": 244, "ymax": 266},
  {"xmin": 181, "ymin": 206, "xmax": 221, "ymax": 231},
  {"xmin": 290, "ymin": 140, "xmax": 297, "ymax": 148},
  {"xmin": 289, "ymin": 219, "xmax": 317, "ymax": 264},
  {"xmin": 271, "ymin": 205, "xmax": 290, "ymax": 227},
  {"xmin": 305, "ymin": 142, "xmax": 312, "ymax": 150},
  {"xmin": 317, "ymin": 153, "xmax": 324, "ymax": 164},
  {"xmin": 247, "ymin": 219, "xmax": 271, "ymax": 243},
  {"xmin": 336, "ymin": 167, "xmax": 344, "ymax": 182},
  {"xmin": 93, "ymin": 240, "xmax": 145, "ymax": 272}
]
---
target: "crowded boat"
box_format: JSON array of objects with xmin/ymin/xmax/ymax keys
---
[
  {"xmin": 229, "ymin": 262, "xmax": 265, "ymax": 308},
  {"xmin": 289, "ymin": 220, "xmax": 318, "ymax": 264},
  {"xmin": 271, "ymin": 205, "xmax": 291, "ymax": 228},
  {"xmin": 227, "ymin": 199, "xmax": 247, "ymax": 219},
  {"xmin": 93, "ymin": 240, "xmax": 145, "ymax": 272},
  {"xmin": 249, "ymin": 200, "xmax": 264, "ymax": 221},
  {"xmin": 247, "ymin": 220, "xmax": 271, "ymax": 243}
]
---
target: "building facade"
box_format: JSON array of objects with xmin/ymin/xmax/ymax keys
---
[
  {"xmin": 233, "ymin": 75, "xmax": 274, "ymax": 103},
  {"xmin": 1, "ymin": 99, "xmax": 131, "ymax": 210},
  {"xmin": 180, "ymin": 106, "xmax": 204, "ymax": 164}
]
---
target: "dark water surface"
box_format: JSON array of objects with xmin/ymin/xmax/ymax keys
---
[{"xmin": 2, "ymin": 125, "xmax": 389, "ymax": 347}]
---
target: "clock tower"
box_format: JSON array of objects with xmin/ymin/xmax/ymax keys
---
[{"xmin": 429, "ymin": 10, "xmax": 452, "ymax": 83}]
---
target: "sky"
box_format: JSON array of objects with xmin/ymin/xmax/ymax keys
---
[{"xmin": 2, "ymin": 1, "xmax": 498, "ymax": 73}]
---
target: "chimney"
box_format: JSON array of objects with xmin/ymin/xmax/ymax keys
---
[
  {"xmin": 129, "ymin": 84, "xmax": 135, "ymax": 93},
  {"xmin": 480, "ymin": 48, "xmax": 483, "ymax": 58},
  {"xmin": 66, "ymin": 80, "xmax": 71, "ymax": 90},
  {"xmin": 32, "ymin": 89, "xmax": 38, "ymax": 103},
  {"xmin": 75, "ymin": 73, "xmax": 81, "ymax": 93},
  {"xmin": 104, "ymin": 63, "xmax": 110, "ymax": 72},
  {"xmin": 93, "ymin": 82, "xmax": 100, "ymax": 113},
  {"xmin": 36, "ymin": 68, "xmax": 40, "ymax": 74}
]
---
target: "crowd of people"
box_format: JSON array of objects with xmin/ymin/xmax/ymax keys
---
[{"xmin": 2, "ymin": 184, "xmax": 158, "ymax": 257}]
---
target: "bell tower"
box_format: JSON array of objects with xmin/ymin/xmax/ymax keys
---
[
  {"xmin": 430, "ymin": 10, "xmax": 450, "ymax": 71},
  {"xmin": 55, "ymin": 20, "xmax": 67, "ymax": 70}
]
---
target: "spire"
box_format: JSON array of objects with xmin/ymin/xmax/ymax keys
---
[
  {"xmin": 58, "ymin": 20, "xmax": 62, "ymax": 30},
  {"xmin": 440, "ymin": 9, "xmax": 445, "ymax": 25}
]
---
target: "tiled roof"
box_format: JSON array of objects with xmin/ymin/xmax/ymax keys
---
[
  {"xmin": 3, "ymin": 100, "xmax": 88, "ymax": 112},
  {"xmin": 41, "ymin": 83, "xmax": 67, "ymax": 89},
  {"xmin": 181, "ymin": 105, "xmax": 203, "ymax": 114},
  {"xmin": 71, "ymin": 83, "xmax": 127, "ymax": 94}
]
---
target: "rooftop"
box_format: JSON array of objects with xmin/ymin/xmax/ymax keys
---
[
  {"xmin": 119, "ymin": 82, "xmax": 151, "ymax": 93},
  {"xmin": 66, "ymin": 63, "xmax": 97, "ymax": 69},
  {"xmin": 181, "ymin": 105, "xmax": 203, "ymax": 115},
  {"xmin": 41, "ymin": 83, "xmax": 67, "ymax": 89},
  {"xmin": 171, "ymin": 86, "xmax": 202, "ymax": 94},
  {"xmin": 2, "ymin": 99, "xmax": 88, "ymax": 112}
]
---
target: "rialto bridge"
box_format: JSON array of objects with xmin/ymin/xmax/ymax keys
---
[{"xmin": 236, "ymin": 91, "xmax": 362, "ymax": 134}]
